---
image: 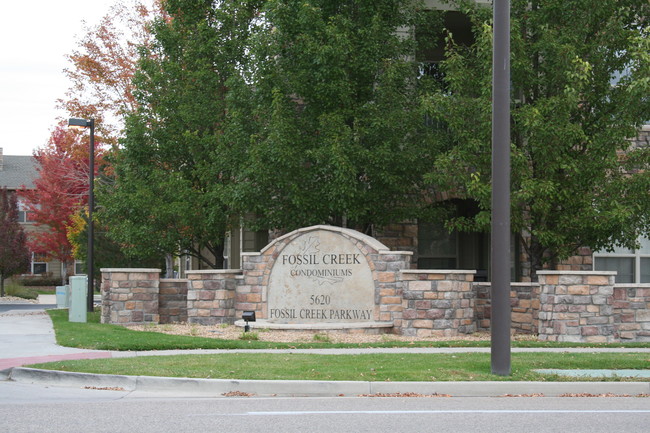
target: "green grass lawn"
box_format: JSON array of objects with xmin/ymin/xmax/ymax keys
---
[
  {"xmin": 34, "ymin": 309, "xmax": 650, "ymax": 381},
  {"xmin": 29, "ymin": 352, "xmax": 650, "ymax": 382},
  {"xmin": 47, "ymin": 309, "xmax": 650, "ymax": 351}
]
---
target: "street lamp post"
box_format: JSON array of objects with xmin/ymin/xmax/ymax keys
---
[
  {"xmin": 68, "ymin": 118, "xmax": 95, "ymax": 313},
  {"xmin": 491, "ymin": 0, "xmax": 511, "ymax": 375}
]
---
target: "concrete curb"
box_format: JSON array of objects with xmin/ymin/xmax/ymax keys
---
[
  {"xmin": 5, "ymin": 367, "xmax": 650, "ymax": 397},
  {"xmin": 8, "ymin": 367, "xmax": 138, "ymax": 391},
  {"xmin": 0, "ymin": 368, "xmax": 11, "ymax": 381}
]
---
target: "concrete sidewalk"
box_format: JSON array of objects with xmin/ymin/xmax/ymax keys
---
[
  {"xmin": 0, "ymin": 303, "xmax": 113, "ymax": 370},
  {"xmin": 1, "ymin": 302, "xmax": 649, "ymax": 397}
]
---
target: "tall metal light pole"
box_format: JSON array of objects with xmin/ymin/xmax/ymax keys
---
[
  {"xmin": 491, "ymin": 0, "xmax": 511, "ymax": 375},
  {"xmin": 68, "ymin": 118, "xmax": 95, "ymax": 313}
]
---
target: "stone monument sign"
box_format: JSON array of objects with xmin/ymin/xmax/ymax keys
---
[{"xmin": 267, "ymin": 228, "xmax": 375, "ymax": 323}]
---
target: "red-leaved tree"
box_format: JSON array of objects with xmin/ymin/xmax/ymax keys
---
[
  {"xmin": 58, "ymin": 0, "xmax": 162, "ymax": 146},
  {"xmin": 0, "ymin": 188, "xmax": 30, "ymax": 296},
  {"xmin": 20, "ymin": 122, "xmax": 105, "ymax": 284}
]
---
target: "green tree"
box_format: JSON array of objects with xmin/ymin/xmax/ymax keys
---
[
  {"xmin": 67, "ymin": 208, "xmax": 163, "ymax": 280},
  {"xmin": 0, "ymin": 188, "xmax": 30, "ymax": 296},
  {"xmin": 424, "ymin": 0, "xmax": 650, "ymax": 279},
  {"xmin": 100, "ymin": 0, "xmax": 263, "ymax": 268},
  {"xmin": 229, "ymin": 0, "xmax": 441, "ymax": 232}
]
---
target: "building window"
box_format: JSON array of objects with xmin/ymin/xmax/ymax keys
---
[
  {"xmin": 417, "ymin": 198, "xmax": 523, "ymax": 281},
  {"xmin": 417, "ymin": 200, "xmax": 491, "ymax": 280},
  {"xmin": 74, "ymin": 261, "xmax": 85, "ymax": 275},
  {"xmin": 31, "ymin": 252, "xmax": 48, "ymax": 275},
  {"xmin": 418, "ymin": 221, "xmax": 458, "ymax": 269},
  {"xmin": 593, "ymin": 237, "xmax": 650, "ymax": 283},
  {"xmin": 17, "ymin": 201, "xmax": 35, "ymax": 223},
  {"xmin": 416, "ymin": 10, "xmax": 474, "ymax": 95},
  {"xmin": 416, "ymin": 10, "xmax": 474, "ymax": 64}
]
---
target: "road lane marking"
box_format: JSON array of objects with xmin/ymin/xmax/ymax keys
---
[{"xmin": 242, "ymin": 410, "xmax": 650, "ymax": 416}]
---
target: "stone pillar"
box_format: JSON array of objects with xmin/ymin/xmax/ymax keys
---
[
  {"xmin": 100, "ymin": 268, "xmax": 161, "ymax": 325},
  {"xmin": 186, "ymin": 270, "xmax": 241, "ymax": 325},
  {"xmin": 374, "ymin": 251, "xmax": 413, "ymax": 330},
  {"xmin": 237, "ymin": 252, "xmax": 268, "ymax": 319},
  {"xmin": 538, "ymin": 271, "xmax": 616, "ymax": 343},
  {"xmin": 400, "ymin": 270, "xmax": 476, "ymax": 338}
]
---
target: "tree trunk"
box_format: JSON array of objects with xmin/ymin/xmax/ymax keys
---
[
  {"xmin": 528, "ymin": 237, "xmax": 546, "ymax": 282},
  {"xmin": 213, "ymin": 242, "xmax": 225, "ymax": 269},
  {"xmin": 165, "ymin": 254, "xmax": 174, "ymax": 278},
  {"xmin": 0, "ymin": 273, "xmax": 5, "ymax": 297},
  {"xmin": 61, "ymin": 261, "xmax": 68, "ymax": 286}
]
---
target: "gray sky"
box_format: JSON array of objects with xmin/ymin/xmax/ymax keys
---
[{"xmin": 0, "ymin": 0, "xmax": 119, "ymax": 156}]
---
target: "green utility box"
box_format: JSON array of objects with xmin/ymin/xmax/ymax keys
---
[
  {"xmin": 55, "ymin": 285, "xmax": 70, "ymax": 309},
  {"xmin": 69, "ymin": 275, "xmax": 87, "ymax": 323}
]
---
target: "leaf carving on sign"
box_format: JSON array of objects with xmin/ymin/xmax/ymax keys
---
[{"xmin": 298, "ymin": 235, "xmax": 321, "ymax": 256}]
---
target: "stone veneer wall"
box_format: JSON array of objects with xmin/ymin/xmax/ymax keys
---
[
  {"xmin": 159, "ymin": 279, "xmax": 188, "ymax": 324},
  {"xmin": 100, "ymin": 267, "xmax": 650, "ymax": 342},
  {"xmin": 475, "ymin": 283, "xmax": 540, "ymax": 334},
  {"xmin": 537, "ymin": 271, "xmax": 616, "ymax": 342},
  {"xmin": 400, "ymin": 270, "xmax": 476, "ymax": 337},
  {"xmin": 100, "ymin": 268, "xmax": 160, "ymax": 325},
  {"xmin": 186, "ymin": 270, "xmax": 241, "ymax": 325},
  {"xmin": 613, "ymin": 285, "xmax": 650, "ymax": 341}
]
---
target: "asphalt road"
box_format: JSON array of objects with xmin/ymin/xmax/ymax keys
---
[{"xmin": 1, "ymin": 382, "xmax": 649, "ymax": 433}]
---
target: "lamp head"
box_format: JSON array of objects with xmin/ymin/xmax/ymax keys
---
[
  {"xmin": 242, "ymin": 311, "xmax": 256, "ymax": 333},
  {"xmin": 68, "ymin": 118, "xmax": 92, "ymax": 129}
]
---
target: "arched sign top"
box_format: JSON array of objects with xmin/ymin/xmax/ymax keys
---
[{"xmin": 260, "ymin": 225, "xmax": 389, "ymax": 255}]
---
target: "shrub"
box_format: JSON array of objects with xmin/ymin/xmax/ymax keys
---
[
  {"xmin": 239, "ymin": 332, "xmax": 259, "ymax": 341},
  {"xmin": 313, "ymin": 333, "xmax": 332, "ymax": 343},
  {"xmin": 4, "ymin": 283, "xmax": 38, "ymax": 299},
  {"xmin": 15, "ymin": 276, "xmax": 61, "ymax": 287}
]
